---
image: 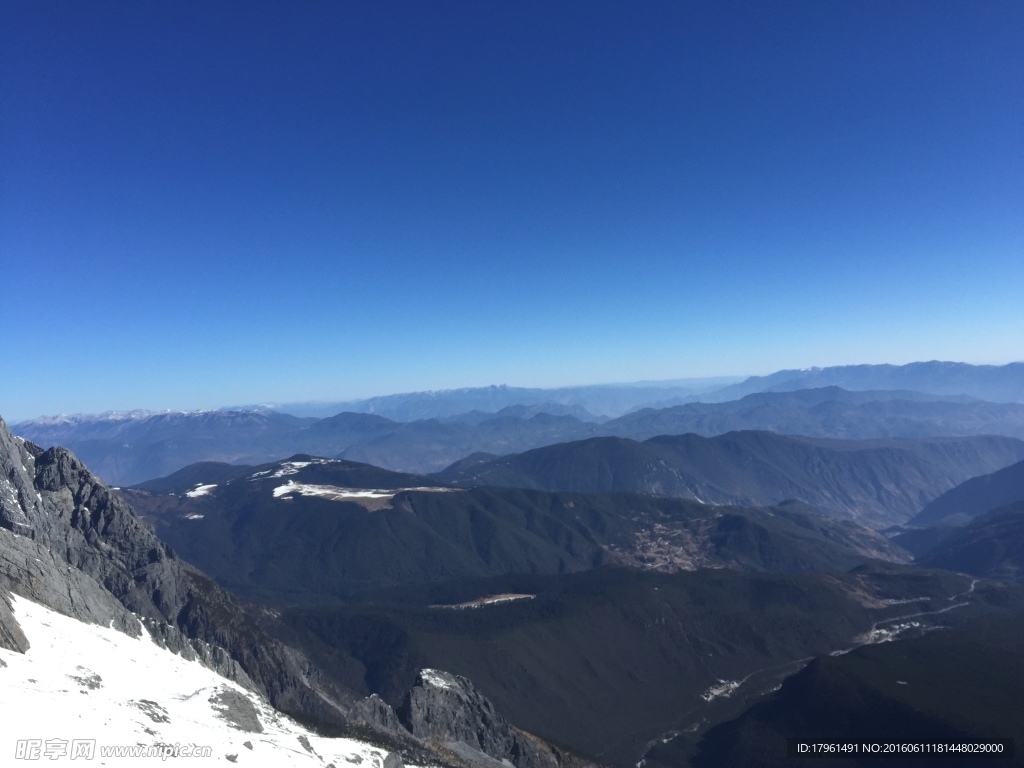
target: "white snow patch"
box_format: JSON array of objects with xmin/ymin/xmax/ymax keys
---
[
  {"xmin": 272, "ymin": 481, "xmax": 458, "ymax": 503},
  {"xmin": 16, "ymin": 410, "xmax": 216, "ymax": 428},
  {"xmin": 0, "ymin": 595, "xmax": 418, "ymax": 766},
  {"xmin": 420, "ymin": 669, "xmax": 455, "ymax": 690},
  {"xmin": 249, "ymin": 460, "xmax": 332, "ymax": 481},
  {"xmin": 186, "ymin": 484, "xmax": 217, "ymax": 498},
  {"xmin": 700, "ymin": 679, "xmax": 741, "ymax": 702},
  {"xmin": 430, "ymin": 594, "xmax": 535, "ymax": 610},
  {"xmin": 185, "ymin": 514, "xmax": 206, "ymax": 520},
  {"xmin": 271, "ymin": 461, "xmax": 312, "ymax": 478}
]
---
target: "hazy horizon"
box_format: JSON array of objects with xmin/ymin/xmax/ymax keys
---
[
  {"xmin": 5, "ymin": 2, "xmax": 1022, "ymax": 419},
  {"xmin": 9, "ymin": 371, "xmax": 751, "ymax": 422},
  {"xmin": 11, "ymin": 360, "xmax": 1024, "ymax": 423}
]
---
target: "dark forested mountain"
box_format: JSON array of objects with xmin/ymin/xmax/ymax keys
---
[
  {"xmin": 437, "ymin": 432, "xmax": 1024, "ymax": 528},
  {"xmin": 893, "ymin": 460, "xmax": 1024, "ymax": 576},
  {"xmin": 134, "ymin": 453, "xmax": 434, "ymax": 494},
  {"xmin": 705, "ymin": 361, "xmax": 1024, "ymax": 403},
  {"xmin": 279, "ymin": 565, "xmax": 990, "ymax": 767},
  {"xmin": 118, "ymin": 454, "xmax": 908, "ymax": 603},
  {"xmin": 909, "ymin": 459, "xmax": 1024, "ymax": 527},
  {"xmin": 336, "ymin": 412, "xmax": 598, "ymax": 473},
  {"xmin": 17, "ymin": 385, "xmax": 1024, "ymax": 486},
  {"xmin": 663, "ymin": 609, "xmax": 1024, "ymax": 768}
]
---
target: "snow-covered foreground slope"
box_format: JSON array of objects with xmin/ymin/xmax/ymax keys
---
[{"xmin": 0, "ymin": 595, "xmax": 413, "ymax": 767}]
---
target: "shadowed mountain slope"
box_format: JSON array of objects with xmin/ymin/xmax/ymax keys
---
[
  {"xmin": 662, "ymin": 611, "xmax": 1024, "ymax": 768},
  {"xmin": 603, "ymin": 386, "xmax": 1024, "ymax": 441},
  {"xmin": 119, "ymin": 455, "xmax": 908, "ymax": 603},
  {"xmin": 910, "ymin": 459, "xmax": 1024, "ymax": 528},
  {"xmin": 437, "ymin": 432, "xmax": 1024, "ymax": 528},
  {"xmin": 279, "ymin": 565, "xmax": 986, "ymax": 768},
  {"xmin": 917, "ymin": 504, "xmax": 1024, "ymax": 583}
]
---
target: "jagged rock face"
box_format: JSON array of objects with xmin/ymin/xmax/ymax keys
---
[
  {"xmin": 0, "ymin": 532, "xmax": 143, "ymax": 646},
  {"xmin": 0, "ymin": 415, "xmax": 350, "ymax": 729},
  {"xmin": 351, "ymin": 693, "xmax": 406, "ymax": 733},
  {"xmin": 0, "ymin": 426, "xmax": 46, "ymax": 536},
  {"xmin": 0, "ymin": 591, "xmax": 29, "ymax": 652},
  {"xmin": 398, "ymin": 669, "xmax": 592, "ymax": 768},
  {"xmin": 400, "ymin": 669, "xmax": 510, "ymax": 753}
]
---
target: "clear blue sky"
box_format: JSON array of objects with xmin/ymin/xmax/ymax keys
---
[{"xmin": 3, "ymin": 0, "xmax": 1022, "ymax": 419}]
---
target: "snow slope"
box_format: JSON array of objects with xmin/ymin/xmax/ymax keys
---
[{"xmin": 0, "ymin": 595, "xmax": 414, "ymax": 767}]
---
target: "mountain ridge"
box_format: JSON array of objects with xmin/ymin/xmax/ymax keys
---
[
  {"xmin": 436, "ymin": 431, "xmax": 1024, "ymax": 528},
  {"xmin": 910, "ymin": 459, "xmax": 1024, "ymax": 528},
  {"xmin": 706, "ymin": 361, "xmax": 1024, "ymax": 403},
  {"xmin": 17, "ymin": 385, "xmax": 1024, "ymax": 486}
]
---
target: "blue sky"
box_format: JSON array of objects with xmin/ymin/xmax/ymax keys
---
[{"xmin": 3, "ymin": 1, "xmax": 1022, "ymax": 419}]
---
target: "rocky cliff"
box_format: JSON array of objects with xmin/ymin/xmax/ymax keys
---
[{"xmin": 398, "ymin": 668, "xmax": 594, "ymax": 768}]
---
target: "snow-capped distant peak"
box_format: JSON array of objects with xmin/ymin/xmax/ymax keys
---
[
  {"xmin": 17, "ymin": 409, "xmax": 214, "ymax": 427},
  {"xmin": 14, "ymin": 407, "xmax": 299, "ymax": 431}
]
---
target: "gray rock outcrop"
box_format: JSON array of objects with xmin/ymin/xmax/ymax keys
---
[
  {"xmin": 398, "ymin": 668, "xmax": 595, "ymax": 768},
  {"xmin": 351, "ymin": 693, "xmax": 405, "ymax": 733}
]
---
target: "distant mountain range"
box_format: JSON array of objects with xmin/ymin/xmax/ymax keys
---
[
  {"xmin": 600, "ymin": 386, "xmax": 1024, "ymax": 442},
  {"xmin": 225, "ymin": 361, "xmax": 1024, "ymax": 419},
  {"xmin": 226, "ymin": 379, "xmax": 741, "ymax": 420},
  {"xmin": 15, "ymin": 383, "xmax": 1024, "ymax": 486},
  {"xmin": 703, "ymin": 361, "xmax": 1024, "ymax": 403}
]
